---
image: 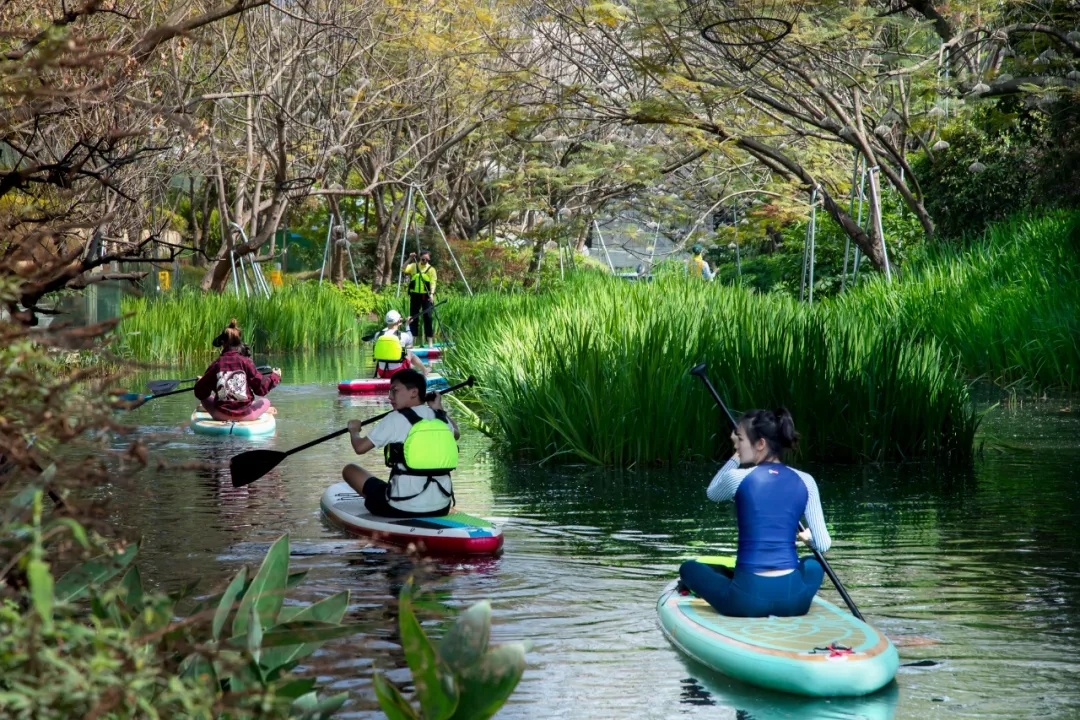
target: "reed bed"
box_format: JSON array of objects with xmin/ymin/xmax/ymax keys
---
[
  {"xmin": 442, "ymin": 275, "xmax": 977, "ymax": 466},
  {"xmin": 835, "ymin": 212, "xmax": 1080, "ymax": 389},
  {"xmin": 120, "ymin": 282, "xmax": 362, "ymax": 360}
]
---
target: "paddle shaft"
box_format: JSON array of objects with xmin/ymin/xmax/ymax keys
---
[
  {"xmin": 363, "ymin": 300, "xmax": 447, "ymax": 341},
  {"xmin": 689, "ymin": 363, "xmax": 865, "ymax": 621},
  {"xmin": 282, "ymin": 376, "xmax": 475, "ymax": 459}
]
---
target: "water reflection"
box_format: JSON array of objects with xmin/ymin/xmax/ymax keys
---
[{"xmin": 82, "ymin": 354, "xmax": 1080, "ymax": 718}]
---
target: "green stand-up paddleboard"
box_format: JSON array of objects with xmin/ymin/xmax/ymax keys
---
[
  {"xmin": 658, "ymin": 556, "xmax": 898, "ymax": 697},
  {"xmin": 190, "ymin": 409, "xmax": 276, "ymax": 437}
]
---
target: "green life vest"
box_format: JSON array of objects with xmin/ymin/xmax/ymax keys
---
[
  {"xmin": 384, "ymin": 407, "xmax": 458, "ymax": 475},
  {"xmin": 384, "ymin": 407, "xmax": 457, "ymax": 503},
  {"xmin": 373, "ymin": 332, "xmax": 404, "ymax": 362},
  {"xmin": 410, "ymin": 264, "xmax": 435, "ymax": 294}
]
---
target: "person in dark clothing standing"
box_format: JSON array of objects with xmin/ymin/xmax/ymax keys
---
[{"xmin": 403, "ymin": 250, "xmax": 437, "ymax": 346}]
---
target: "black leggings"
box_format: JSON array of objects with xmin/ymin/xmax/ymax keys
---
[{"xmin": 409, "ymin": 293, "xmax": 434, "ymax": 341}]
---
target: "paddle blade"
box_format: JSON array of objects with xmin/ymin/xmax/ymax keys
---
[
  {"xmin": 146, "ymin": 380, "xmax": 181, "ymax": 394},
  {"xmin": 231, "ymin": 449, "xmax": 287, "ymax": 488},
  {"xmin": 688, "ymin": 362, "xmax": 707, "ymax": 377}
]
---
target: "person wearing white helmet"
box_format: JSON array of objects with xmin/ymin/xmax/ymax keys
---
[{"xmin": 372, "ymin": 309, "xmax": 427, "ymax": 379}]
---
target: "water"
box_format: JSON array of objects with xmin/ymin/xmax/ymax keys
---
[{"xmin": 101, "ymin": 353, "xmax": 1080, "ymax": 719}]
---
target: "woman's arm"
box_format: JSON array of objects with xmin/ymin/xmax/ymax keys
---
[
  {"xmin": 192, "ymin": 362, "xmax": 216, "ymax": 400},
  {"xmin": 245, "ymin": 357, "xmax": 280, "ymax": 396},
  {"xmin": 706, "ymin": 456, "xmax": 750, "ymax": 502},
  {"xmin": 796, "ymin": 471, "xmax": 832, "ymax": 553}
]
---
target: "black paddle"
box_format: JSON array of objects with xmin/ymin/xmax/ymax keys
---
[
  {"xmin": 145, "ymin": 366, "xmax": 273, "ymax": 395},
  {"xmin": 146, "ymin": 377, "xmax": 198, "ymax": 394},
  {"xmin": 362, "ymin": 300, "xmax": 447, "ymax": 342},
  {"xmin": 688, "ymin": 362, "xmax": 865, "ymax": 621},
  {"xmin": 229, "ymin": 376, "xmax": 476, "ymax": 488}
]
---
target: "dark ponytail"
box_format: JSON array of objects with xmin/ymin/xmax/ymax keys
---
[{"xmin": 738, "ymin": 407, "xmax": 799, "ymax": 458}]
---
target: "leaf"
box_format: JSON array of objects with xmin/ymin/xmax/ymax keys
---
[
  {"xmin": 229, "ymin": 621, "xmax": 367, "ymax": 648},
  {"xmin": 4, "ymin": 484, "xmax": 40, "ymax": 522},
  {"xmin": 296, "ymin": 692, "xmax": 349, "ymax": 720},
  {"xmin": 449, "ymin": 644, "xmax": 527, "ymax": 720},
  {"xmin": 179, "ymin": 653, "xmax": 218, "ymax": 688},
  {"xmin": 248, "ymin": 603, "xmax": 263, "ymax": 663},
  {"xmin": 228, "ymin": 658, "xmax": 266, "ymax": 695},
  {"xmin": 119, "ymin": 566, "xmax": 143, "ymax": 608},
  {"xmin": 45, "ymin": 517, "xmax": 89, "ymax": 549},
  {"xmin": 259, "ymin": 590, "xmax": 350, "ymax": 672},
  {"xmin": 26, "ymin": 559, "xmax": 53, "ymax": 631},
  {"xmin": 232, "ymin": 534, "xmax": 289, "ymax": 637},
  {"xmin": 399, "ymin": 585, "xmax": 459, "ymax": 720},
  {"xmin": 438, "ymin": 600, "xmax": 491, "ymax": 673},
  {"xmin": 373, "ymin": 673, "xmax": 421, "ymax": 720},
  {"xmin": 286, "ymin": 570, "xmax": 309, "ymax": 589},
  {"xmin": 273, "ymin": 677, "xmax": 316, "ymax": 700},
  {"xmin": 213, "ymin": 566, "xmax": 247, "ymax": 642},
  {"xmin": 54, "ymin": 541, "xmax": 140, "ymax": 603}
]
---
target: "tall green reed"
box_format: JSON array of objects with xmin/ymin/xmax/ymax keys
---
[
  {"xmin": 834, "ymin": 211, "xmax": 1080, "ymax": 389},
  {"xmin": 442, "ymin": 274, "xmax": 977, "ymax": 466},
  {"xmin": 120, "ymin": 282, "xmax": 362, "ymax": 361}
]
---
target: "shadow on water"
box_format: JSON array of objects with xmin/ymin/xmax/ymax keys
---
[{"xmin": 71, "ymin": 354, "xmax": 1080, "ymax": 718}]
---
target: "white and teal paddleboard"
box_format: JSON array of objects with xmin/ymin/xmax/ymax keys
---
[
  {"xmin": 658, "ymin": 558, "xmax": 898, "ymax": 697},
  {"xmin": 189, "ymin": 409, "xmax": 276, "ymax": 437}
]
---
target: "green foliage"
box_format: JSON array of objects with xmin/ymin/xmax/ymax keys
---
[
  {"xmin": 833, "ymin": 211, "xmax": 1080, "ymax": 390},
  {"xmin": 374, "ymin": 585, "xmax": 527, "ymax": 720},
  {"xmin": 119, "ymin": 282, "xmax": 363, "ymax": 360},
  {"xmin": 1, "ymin": 491, "xmax": 355, "ymax": 719},
  {"xmin": 441, "ymin": 272, "xmax": 976, "ymax": 466},
  {"xmin": 326, "ymin": 282, "xmax": 383, "ymax": 319}
]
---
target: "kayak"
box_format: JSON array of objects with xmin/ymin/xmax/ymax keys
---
[
  {"xmin": 657, "ymin": 557, "xmax": 898, "ymax": 697},
  {"xmin": 337, "ymin": 373, "xmax": 448, "ymax": 394},
  {"xmin": 320, "ymin": 481, "xmax": 503, "ymax": 555},
  {"xmin": 189, "ymin": 409, "xmax": 277, "ymax": 437}
]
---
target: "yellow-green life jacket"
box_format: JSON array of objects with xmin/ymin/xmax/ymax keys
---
[
  {"xmin": 410, "ymin": 264, "xmax": 435, "ymax": 294},
  {"xmin": 384, "ymin": 407, "xmax": 457, "ymax": 502}
]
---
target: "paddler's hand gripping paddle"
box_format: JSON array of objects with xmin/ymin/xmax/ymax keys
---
[
  {"xmin": 229, "ymin": 376, "xmax": 476, "ymax": 488},
  {"xmin": 688, "ymin": 362, "xmax": 865, "ymax": 621}
]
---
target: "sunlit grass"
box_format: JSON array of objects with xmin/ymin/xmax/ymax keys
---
[
  {"xmin": 120, "ymin": 282, "xmax": 362, "ymax": 361},
  {"xmin": 442, "ymin": 274, "xmax": 977, "ymax": 466}
]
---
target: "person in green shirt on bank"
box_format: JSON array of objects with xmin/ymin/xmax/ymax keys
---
[{"xmin": 403, "ymin": 249, "xmax": 437, "ymax": 346}]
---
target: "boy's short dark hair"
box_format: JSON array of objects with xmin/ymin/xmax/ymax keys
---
[{"xmin": 390, "ymin": 369, "xmax": 427, "ymax": 399}]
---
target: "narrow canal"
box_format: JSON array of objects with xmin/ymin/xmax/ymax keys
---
[{"xmin": 98, "ymin": 352, "xmax": 1080, "ymax": 718}]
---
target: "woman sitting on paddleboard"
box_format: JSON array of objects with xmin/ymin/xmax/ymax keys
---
[
  {"xmin": 193, "ymin": 319, "xmax": 280, "ymax": 421},
  {"xmin": 680, "ymin": 408, "xmax": 830, "ymax": 617},
  {"xmin": 373, "ymin": 310, "xmax": 427, "ymax": 379}
]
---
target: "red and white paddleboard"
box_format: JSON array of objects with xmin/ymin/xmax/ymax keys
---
[
  {"xmin": 320, "ymin": 482, "xmax": 503, "ymax": 555},
  {"xmin": 337, "ymin": 373, "xmax": 447, "ymax": 394}
]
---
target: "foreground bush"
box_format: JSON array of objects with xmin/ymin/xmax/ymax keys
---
[
  {"xmin": 120, "ymin": 282, "xmax": 362, "ymax": 360},
  {"xmin": 442, "ymin": 274, "xmax": 976, "ymax": 465}
]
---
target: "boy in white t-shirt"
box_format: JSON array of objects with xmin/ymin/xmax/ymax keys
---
[{"xmin": 343, "ymin": 369, "xmax": 459, "ymax": 517}]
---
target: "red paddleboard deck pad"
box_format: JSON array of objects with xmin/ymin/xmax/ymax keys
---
[
  {"xmin": 337, "ymin": 373, "xmax": 447, "ymax": 394},
  {"xmin": 320, "ymin": 481, "xmax": 503, "ymax": 556}
]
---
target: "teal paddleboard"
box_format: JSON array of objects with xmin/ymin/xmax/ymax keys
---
[
  {"xmin": 189, "ymin": 409, "xmax": 276, "ymax": 437},
  {"xmin": 658, "ymin": 558, "xmax": 898, "ymax": 697}
]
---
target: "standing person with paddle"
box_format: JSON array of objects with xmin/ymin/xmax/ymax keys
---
[
  {"xmin": 342, "ymin": 369, "xmax": 458, "ymax": 518},
  {"xmin": 403, "ymin": 250, "xmax": 437, "ymax": 347},
  {"xmin": 679, "ymin": 407, "xmax": 831, "ymax": 618},
  {"xmin": 193, "ymin": 319, "xmax": 281, "ymax": 421},
  {"xmin": 373, "ymin": 310, "xmax": 428, "ymax": 379}
]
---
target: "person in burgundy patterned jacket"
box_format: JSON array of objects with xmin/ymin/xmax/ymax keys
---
[{"xmin": 193, "ymin": 319, "xmax": 281, "ymax": 420}]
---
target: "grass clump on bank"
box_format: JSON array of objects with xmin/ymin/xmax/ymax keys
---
[
  {"xmin": 120, "ymin": 282, "xmax": 361, "ymax": 360},
  {"xmin": 442, "ymin": 274, "xmax": 977, "ymax": 466}
]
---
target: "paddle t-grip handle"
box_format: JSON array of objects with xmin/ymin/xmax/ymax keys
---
[{"xmin": 687, "ymin": 362, "xmax": 865, "ymax": 622}]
